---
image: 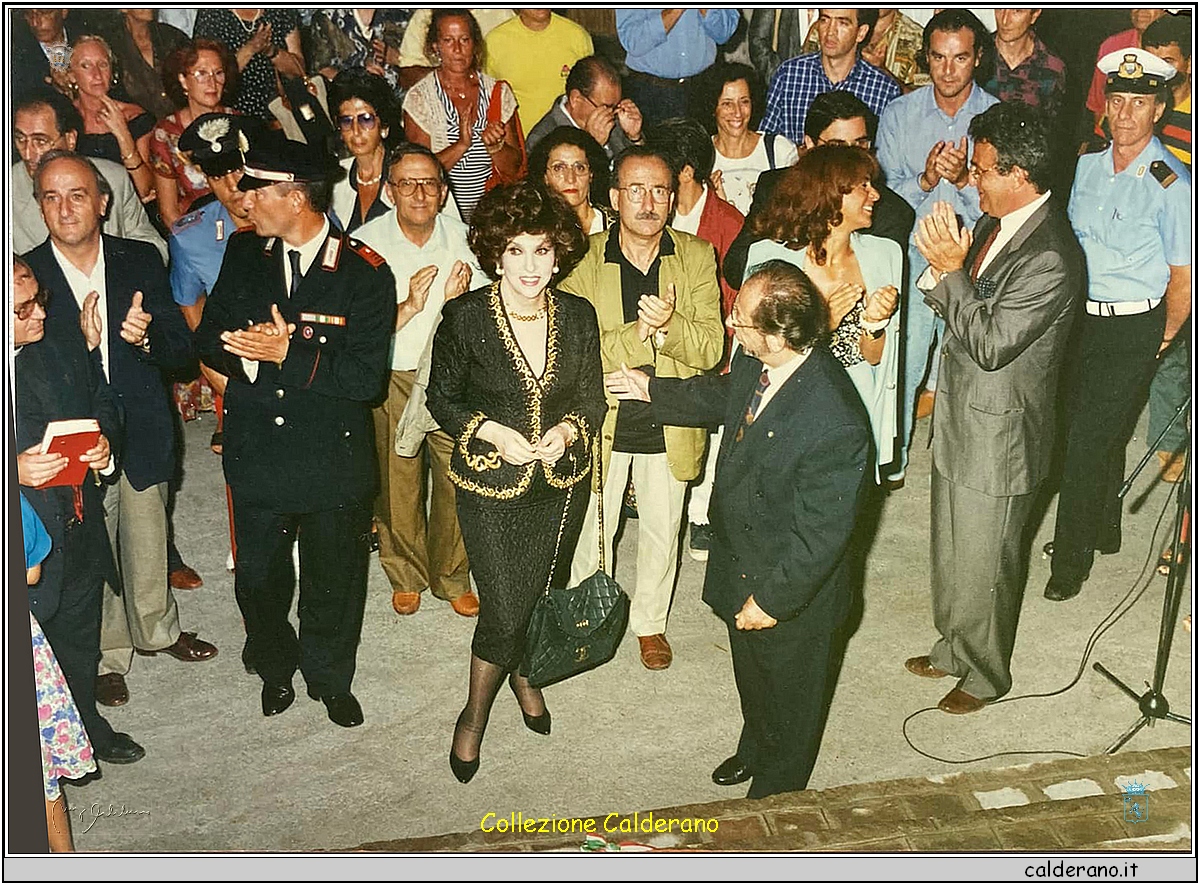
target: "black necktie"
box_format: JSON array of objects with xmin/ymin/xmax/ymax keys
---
[
  {"xmin": 288, "ymin": 249, "xmax": 302, "ymax": 297},
  {"xmin": 734, "ymin": 369, "xmax": 771, "ymax": 442}
]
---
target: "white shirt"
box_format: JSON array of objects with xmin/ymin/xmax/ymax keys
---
[
  {"xmin": 671, "ymin": 185, "xmax": 708, "ymax": 236},
  {"xmin": 356, "ymin": 212, "xmax": 487, "ymax": 371},
  {"xmin": 757, "ymin": 346, "xmax": 812, "ymax": 418},
  {"xmin": 245, "ymin": 218, "xmax": 331, "ymax": 382},
  {"xmin": 712, "ymin": 133, "xmax": 799, "ymax": 216},
  {"xmin": 976, "ymin": 191, "xmax": 1053, "ymax": 277},
  {"xmin": 51, "ymin": 240, "xmax": 110, "ymax": 381}
]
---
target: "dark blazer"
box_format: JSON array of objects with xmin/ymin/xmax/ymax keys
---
[
  {"xmin": 723, "ymin": 166, "xmax": 915, "ymax": 289},
  {"xmin": 27, "ymin": 235, "xmax": 194, "ymax": 492},
  {"xmin": 195, "ymin": 228, "xmax": 395, "ymax": 512},
  {"xmin": 650, "ymin": 346, "xmax": 871, "ymax": 625},
  {"xmin": 925, "ymin": 198, "xmax": 1085, "ymax": 497},
  {"xmin": 748, "ymin": 9, "xmax": 806, "ymax": 88},
  {"xmin": 15, "ymin": 327, "xmax": 121, "ymax": 620},
  {"xmin": 426, "ymin": 284, "xmax": 609, "ymax": 502}
]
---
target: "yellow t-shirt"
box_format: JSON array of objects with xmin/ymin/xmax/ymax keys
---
[{"xmin": 484, "ymin": 14, "xmax": 594, "ymax": 134}]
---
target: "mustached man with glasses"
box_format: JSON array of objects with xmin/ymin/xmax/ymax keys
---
[
  {"xmin": 560, "ymin": 146, "xmax": 723, "ymax": 671},
  {"xmin": 356, "ymin": 143, "xmax": 488, "ymax": 619}
]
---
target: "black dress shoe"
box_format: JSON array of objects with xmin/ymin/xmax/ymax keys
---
[
  {"xmin": 261, "ymin": 682, "xmax": 295, "ymax": 717},
  {"xmin": 308, "ymin": 689, "xmax": 364, "ymax": 727},
  {"xmin": 1044, "ymin": 574, "xmax": 1085, "ymax": 602},
  {"xmin": 93, "ymin": 732, "xmax": 145, "ymax": 765},
  {"xmin": 711, "ymin": 754, "xmax": 752, "ymax": 786},
  {"xmin": 508, "ymin": 674, "xmax": 550, "ymax": 735},
  {"xmin": 450, "ymin": 748, "xmax": 480, "ymax": 783}
]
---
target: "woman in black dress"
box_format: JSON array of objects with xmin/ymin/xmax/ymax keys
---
[{"xmin": 427, "ymin": 181, "xmax": 606, "ymax": 783}]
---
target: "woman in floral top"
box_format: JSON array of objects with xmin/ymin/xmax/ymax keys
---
[
  {"xmin": 745, "ymin": 145, "xmax": 901, "ymax": 476},
  {"xmin": 23, "ymin": 492, "xmax": 96, "ymax": 852}
]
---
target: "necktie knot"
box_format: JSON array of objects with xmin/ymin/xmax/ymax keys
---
[{"xmin": 288, "ymin": 249, "xmax": 302, "ymax": 297}]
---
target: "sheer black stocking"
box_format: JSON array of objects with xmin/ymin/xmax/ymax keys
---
[{"xmin": 451, "ymin": 654, "xmax": 506, "ymax": 763}]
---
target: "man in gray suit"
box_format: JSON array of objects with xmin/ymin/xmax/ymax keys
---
[
  {"xmin": 905, "ymin": 102, "xmax": 1084, "ymax": 714},
  {"xmin": 524, "ymin": 55, "xmax": 644, "ymax": 159},
  {"xmin": 13, "ymin": 89, "xmax": 166, "ymax": 259}
]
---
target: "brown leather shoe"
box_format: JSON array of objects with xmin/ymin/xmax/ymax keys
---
[
  {"xmin": 916, "ymin": 389, "xmax": 936, "ymax": 419},
  {"xmin": 449, "ymin": 591, "xmax": 479, "ymax": 618},
  {"xmin": 905, "ymin": 655, "xmax": 951, "ymax": 679},
  {"xmin": 938, "ymin": 687, "xmax": 987, "ymax": 715},
  {"xmin": 169, "ymin": 565, "xmax": 203, "ymax": 590},
  {"xmin": 1159, "ymin": 450, "xmax": 1185, "ymax": 483},
  {"xmin": 392, "ymin": 590, "xmax": 421, "ymax": 615},
  {"xmin": 96, "ymin": 673, "xmax": 129, "ymax": 707},
  {"xmin": 136, "ymin": 631, "xmax": 218, "ymax": 662},
  {"xmin": 638, "ymin": 634, "xmax": 672, "ymax": 670}
]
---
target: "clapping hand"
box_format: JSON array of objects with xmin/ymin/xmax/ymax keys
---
[
  {"xmin": 636, "ymin": 283, "xmax": 676, "ymax": 341},
  {"xmin": 456, "ymin": 102, "xmax": 478, "ymax": 147},
  {"xmin": 604, "ymin": 364, "xmax": 652, "ymax": 402},
  {"xmin": 915, "ymin": 201, "xmax": 971, "ymax": 275},
  {"xmin": 444, "ymin": 260, "xmax": 473, "ymax": 300},
  {"xmin": 406, "ymin": 265, "xmax": 438, "ymax": 315},
  {"xmin": 220, "ymin": 304, "xmax": 295, "ymax": 366},
  {"xmin": 863, "ymin": 285, "xmax": 899, "ymax": 324},
  {"xmin": 934, "ymin": 136, "xmax": 969, "ymax": 188},
  {"xmin": 826, "ymin": 282, "xmax": 865, "ymax": 331},
  {"xmin": 80, "ymin": 291, "xmax": 103, "ymax": 351},
  {"xmin": 247, "ymin": 20, "xmax": 274, "ymax": 56},
  {"xmin": 709, "ymin": 169, "xmax": 728, "ymax": 202},
  {"xmin": 119, "ymin": 291, "xmax": 152, "ymax": 346}
]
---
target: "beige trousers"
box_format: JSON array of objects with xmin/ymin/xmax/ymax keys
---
[
  {"xmin": 372, "ymin": 370, "xmax": 470, "ymax": 600},
  {"xmin": 99, "ymin": 474, "xmax": 181, "ymax": 675},
  {"xmin": 570, "ymin": 451, "xmax": 687, "ymax": 637}
]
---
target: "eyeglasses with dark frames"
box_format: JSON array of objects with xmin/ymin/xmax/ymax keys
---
[
  {"xmin": 14, "ymin": 288, "xmax": 49, "ymax": 320},
  {"xmin": 388, "ymin": 177, "xmax": 442, "ymax": 195}
]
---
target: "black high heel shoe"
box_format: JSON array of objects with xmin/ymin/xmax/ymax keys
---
[
  {"xmin": 509, "ymin": 673, "xmax": 551, "ymax": 735},
  {"xmin": 450, "ymin": 712, "xmax": 482, "ymax": 783}
]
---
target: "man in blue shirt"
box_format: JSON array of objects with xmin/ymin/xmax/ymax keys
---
[
  {"xmin": 1045, "ymin": 48, "xmax": 1191, "ymax": 602},
  {"xmin": 760, "ymin": 9, "xmax": 900, "ymax": 144},
  {"xmin": 616, "ymin": 8, "xmax": 740, "ymax": 124},
  {"xmin": 876, "ymin": 9, "xmax": 998, "ymax": 485}
]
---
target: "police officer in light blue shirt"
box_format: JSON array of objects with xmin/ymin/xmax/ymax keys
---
[{"xmin": 1046, "ymin": 47, "xmax": 1191, "ymax": 602}]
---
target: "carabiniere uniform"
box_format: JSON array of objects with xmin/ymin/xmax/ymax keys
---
[{"xmin": 196, "ymin": 222, "xmax": 395, "ymax": 699}]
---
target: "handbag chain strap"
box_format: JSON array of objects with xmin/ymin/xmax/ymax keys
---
[{"xmin": 540, "ymin": 433, "xmax": 606, "ymax": 597}]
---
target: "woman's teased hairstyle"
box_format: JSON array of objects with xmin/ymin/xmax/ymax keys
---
[
  {"xmin": 748, "ymin": 144, "xmax": 879, "ymax": 265},
  {"xmin": 468, "ymin": 180, "xmax": 588, "ymax": 282}
]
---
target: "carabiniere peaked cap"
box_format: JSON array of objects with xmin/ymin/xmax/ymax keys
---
[
  {"xmin": 238, "ymin": 131, "xmax": 332, "ymax": 191},
  {"xmin": 178, "ymin": 112, "xmax": 257, "ymax": 178}
]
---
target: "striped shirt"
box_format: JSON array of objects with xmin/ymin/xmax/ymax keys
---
[
  {"xmin": 761, "ymin": 53, "xmax": 901, "ymax": 144},
  {"xmin": 436, "ymin": 77, "xmax": 494, "ymax": 222}
]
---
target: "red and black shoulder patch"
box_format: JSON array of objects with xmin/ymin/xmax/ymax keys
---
[{"xmin": 347, "ymin": 237, "xmax": 386, "ymax": 268}]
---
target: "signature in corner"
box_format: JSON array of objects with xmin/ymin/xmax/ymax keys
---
[{"xmin": 76, "ymin": 802, "xmax": 151, "ymax": 834}]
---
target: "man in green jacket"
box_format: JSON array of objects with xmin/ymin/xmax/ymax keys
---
[{"xmin": 561, "ymin": 146, "xmax": 723, "ymax": 670}]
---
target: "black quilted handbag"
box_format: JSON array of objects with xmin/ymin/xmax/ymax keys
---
[{"xmin": 522, "ymin": 447, "xmax": 629, "ymax": 688}]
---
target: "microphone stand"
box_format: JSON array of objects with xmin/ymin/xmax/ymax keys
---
[{"xmin": 1093, "ymin": 395, "xmax": 1191, "ymax": 753}]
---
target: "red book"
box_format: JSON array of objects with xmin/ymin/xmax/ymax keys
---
[{"xmin": 38, "ymin": 419, "xmax": 101, "ymax": 489}]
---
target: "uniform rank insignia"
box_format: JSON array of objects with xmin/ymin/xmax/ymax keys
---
[
  {"xmin": 1150, "ymin": 160, "xmax": 1178, "ymax": 188},
  {"xmin": 215, "ymin": 218, "xmax": 225, "ymax": 241},
  {"xmin": 348, "ymin": 238, "xmax": 386, "ymax": 268},
  {"xmin": 171, "ymin": 209, "xmax": 204, "ymax": 233},
  {"xmin": 321, "ymin": 235, "xmax": 342, "ymax": 270}
]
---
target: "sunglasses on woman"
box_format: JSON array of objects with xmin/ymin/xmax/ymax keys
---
[{"xmin": 337, "ymin": 112, "xmax": 378, "ymax": 131}]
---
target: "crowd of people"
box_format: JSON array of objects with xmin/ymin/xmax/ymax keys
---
[{"xmin": 11, "ymin": 7, "xmax": 1192, "ymax": 847}]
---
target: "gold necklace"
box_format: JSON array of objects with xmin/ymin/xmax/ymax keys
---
[{"xmin": 508, "ymin": 307, "xmax": 545, "ymax": 322}]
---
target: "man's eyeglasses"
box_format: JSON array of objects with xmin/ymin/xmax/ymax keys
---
[
  {"xmin": 617, "ymin": 183, "xmax": 671, "ymax": 203},
  {"xmin": 188, "ymin": 68, "xmax": 227, "ymax": 84},
  {"xmin": 548, "ymin": 161, "xmax": 589, "ymax": 178},
  {"xmin": 388, "ymin": 177, "xmax": 441, "ymax": 195},
  {"xmin": 816, "ymin": 136, "xmax": 872, "ymax": 149},
  {"xmin": 14, "ymin": 289, "xmax": 49, "ymax": 320},
  {"xmin": 581, "ymin": 92, "xmax": 620, "ymax": 113},
  {"xmin": 14, "ymin": 133, "xmax": 59, "ymax": 151},
  {"xmin": 968, "ymin": 163, "xmax": 1000, "ymax": 179},
  {"xmin": 337, "ymin": 112, "xmax": 378, "ymax": 131}
]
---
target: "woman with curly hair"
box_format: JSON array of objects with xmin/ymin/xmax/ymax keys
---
[
  {"xmin": 745, "ymin": 144, "xmax": 901, "ymax": 473},
  {"xmin": 151, "ymin": 38, "xmax": 240, "ymax": 227},
  {"xmin": 426, "ymin": 180, "xmax": 606, "ymax": 783},
  {"xmin": 527, "ymin": 125, "xmax": 612, "ymax": 236},
  {"xmin": 328, "ymin": 67, "xmax": 402, "ymax": 233}
]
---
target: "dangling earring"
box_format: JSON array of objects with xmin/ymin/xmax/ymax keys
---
[{"xmin": 553, "ymin": 265, "xmax": 559, "ymax": 274}]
